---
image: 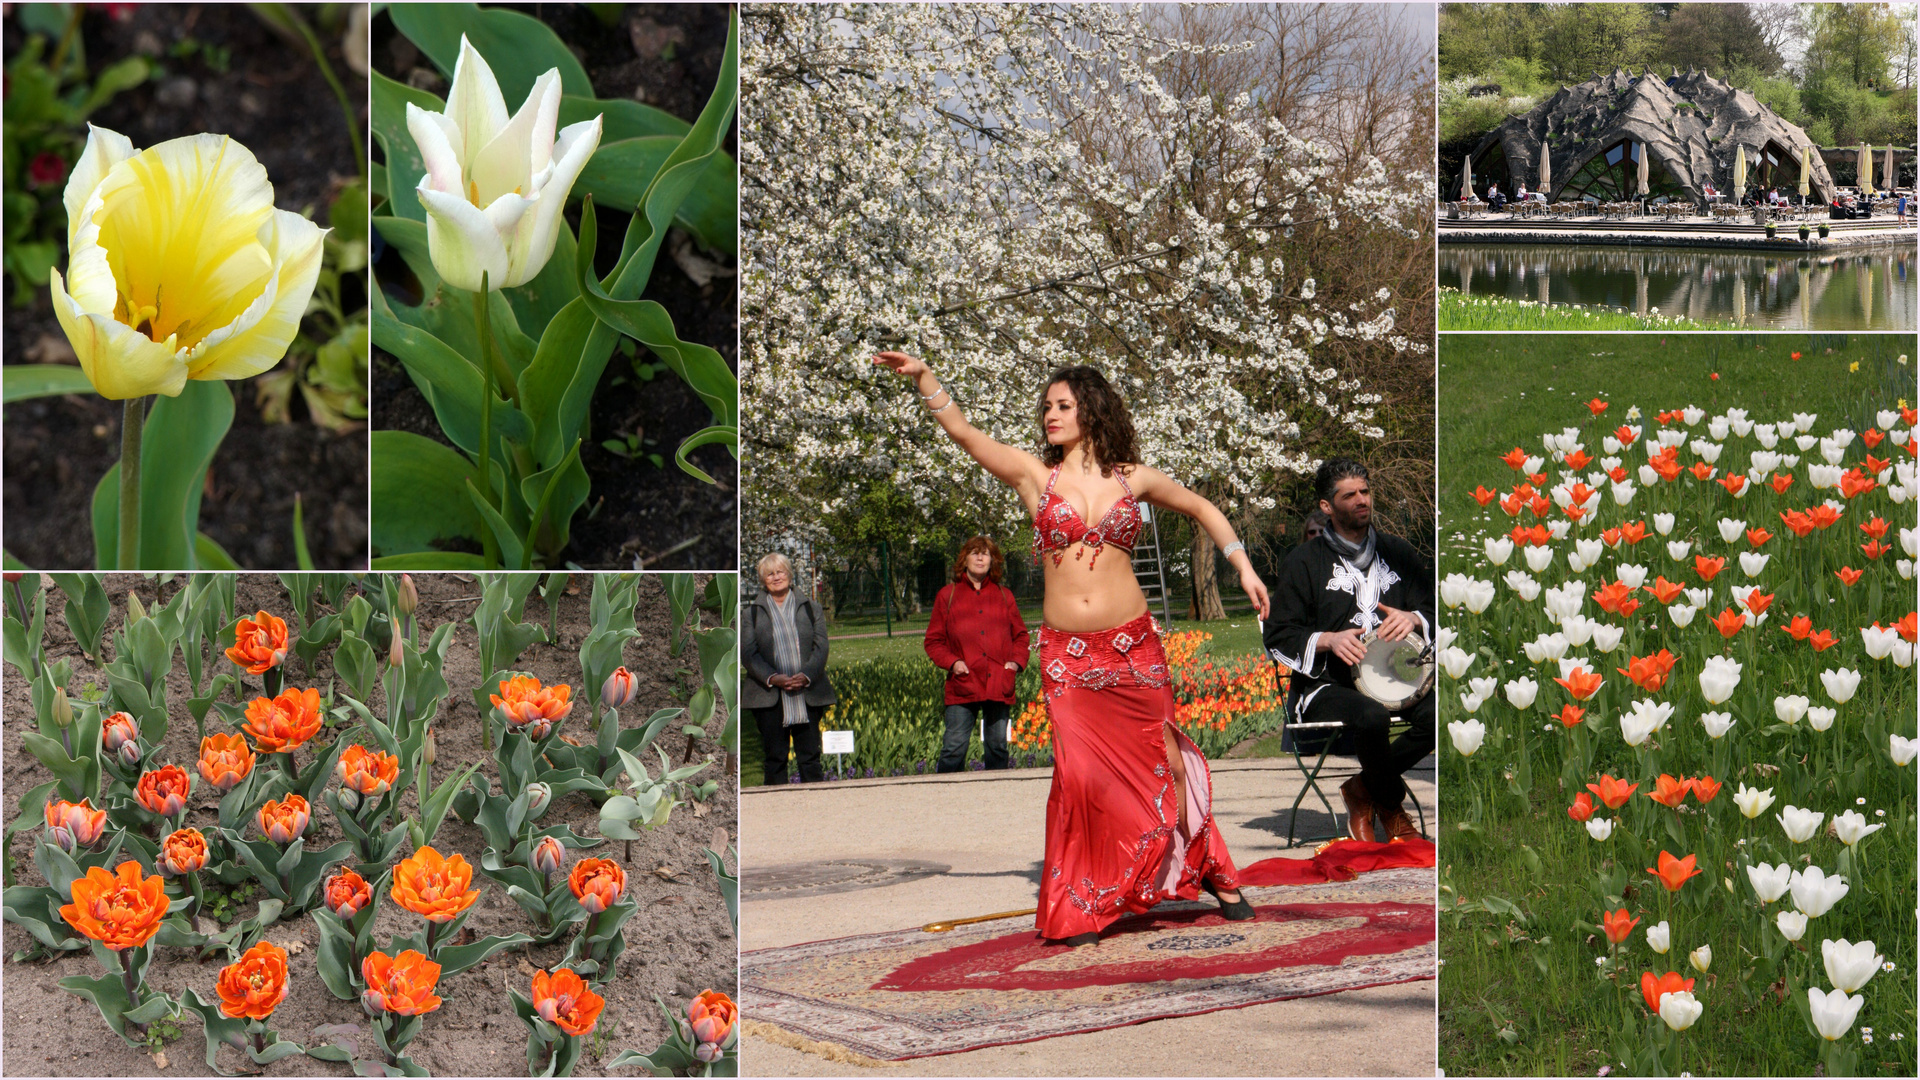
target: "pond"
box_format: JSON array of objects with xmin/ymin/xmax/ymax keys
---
[{"xmin": 1439, "ymin": 243, "xmax": 1918, "ymax": 330}]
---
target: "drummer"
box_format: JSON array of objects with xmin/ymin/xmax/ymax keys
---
[{"xmin": 1262, "ymin": 458, "xmax": 1436, "ymax": 843}]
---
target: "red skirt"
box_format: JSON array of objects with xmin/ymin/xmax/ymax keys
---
[{"xmin": 1035, "ymin": 612, "xmax": 1240, "ymax": 940}]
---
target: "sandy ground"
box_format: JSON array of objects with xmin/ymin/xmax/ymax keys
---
[{"xmin": 739, "ymin": 756, "xmax": 1438, "ymax": 1077}]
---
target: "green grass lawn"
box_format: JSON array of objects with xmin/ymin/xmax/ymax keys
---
[
  {"xmin": 1441, "ymin": 288, "xmax": 1729, "ymax": 331},
  {"xmin": 1437, "ymin": 336, "xmax": 1916, "ymax": 1076}
]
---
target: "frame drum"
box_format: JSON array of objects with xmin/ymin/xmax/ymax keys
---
[{"xmin": 1353, "ymin": 629, "xmax": 1434, "ymax": 711}]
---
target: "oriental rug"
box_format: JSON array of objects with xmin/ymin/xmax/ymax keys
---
[{"xmin": 742, "ymin": 858, "xmax": 1434, "ymax": 1061}]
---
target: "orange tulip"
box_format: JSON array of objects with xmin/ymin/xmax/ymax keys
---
[
  {"xmin": 1746, "ymin": 527, "xmax": 1772, "ymax": 547},
  {"xmin": 1645, "ymin": 576, "xmax": 1685, "ymax": 605},
  {"xmin": 1743, "ymin": 591, "xmax": 1773, "ymax": 616},
  {"xmin": 1780, "ymin": 509, "xmax": 1815, "ymax": 537},
  {"xmin": 1689, "ymin": 461, "xmax": 1715, "ymax": 482},
  {"xmin": 1694, "ymin": 555, "xmax": 1725, "ymax": 582},
  {"xmin": 1587, "ymin": 775, "xmax": 1639, "ymax": 809},
  {"xmin": 44, "ymin": 797, "xmax": 107, "ymax": 849},
  {"xmin": 1839, "ymin": 469, "xmax": 1877, "ymax": 499},
  {"xmin": 1863, "ymin": 428, "xmax": 1885, "ymax": 448},
  {"xmin": 1835, "ymin": 566, "xmax": 1863, "ymax": 587},
  {"xmin": 1862, "ymin": 539, "xmax": 1891, "ymax": 560},
  {"xmin": 1552, "ymin": 703, "xmax": 1586, "ymax": 728},
  {"xmin": 568, "ymin": 858, "xmax": 626, "ymax": 914},
  {"xmin": 1601, "ymin": 908, "xmax": 1640, "ymax": 944},
  {"xmin": 159, "ymin": 827, "xmax": 208, "ymax": 875},
  {"xmin": 1718, "ymin": 473, "xmax": 1748, "ymax": 496},
  {"xmin": 102, "ymin": 710, "xmax": 140, "ymax": 752},
  {"xmin": 1472, "ymin": 484, "xmax": 1498, "ymax": 506},
  {"xmin": 1619, "ymin": 520, "xmax": 1648, "ymax": 544},
  {"xmin": 391, "ymin": 845, "xmax": 479, "ymax": 923},
  {"xmin": 135, "ymin": 764, "xmax": 192, "ymax": 817},
  {"xmin": 1592, "ymin": 581, "xmax": 1638, "ymax": 617},
  {"xmin": 1807, "ymin": 504, "xmax": 1841, "ymax": 529},
  {"xmin": 1501, "ymin": 447, "xmax": 1528, "ymax": 470},
  {"xmin": 1646, "ymin": 851, "xmax": 1703, "ymax": 892},
  {"xmin": 1710, "ymin": 608, "xmax": 1747, "ymax": 638},
  {"xmin": 1554, "ymin": 667, "xmax": 1603, "ymax": 701},
  {"xmin": 1647, "ymin": 774, "xmax": 1691, "ymax": 808},
  {"xmin": 600, "ymin": 666, "xmax": 639, "ymax": 709},
  {"xmin": 1863, "ymin": 452, "xmax": 1890, "ymax": 474},
  {"xmin": 1567, "ymin": 792, "xmax": 1596, "ymax": 821},
  {"xmin": 1807, "ymin": 630, "xmax": 1838, "ymax": 651},
  {"xmin": 490, "ymin": 675, "xmax": 573, "ymax": 738},
  {"xmin": 1860, "ymin": 515, "xmax": 1890, "ymax": 540},
  {"xmin": 1613, "ymin": 424, "xmax": 1638, "ymax": 446},
  {"xmin": 362, "ymin": 950, "xmax": 443, "ymax": 1016},
  {"xmin": 197, "ymin": 732, "xmax": 255, "ymax": 792},
  {"xmin": 1601, "ymin": 526, "xmax": 1623, "ymax": 547},
  {"xmin": 1528, "ymin": 493, "xmax": 1551, "ymax": 517},
  {"xmin": 60, "ymin": 860, "xmax": 167, "ymax": 950},
  {"xmin": 1688, "ymin": 776, "xmax": 1722, "ymax": 803},
  {"xmin": 531, "ymin": 968, "xmax": 605, "ymax": 1037},
  {"xmin": 1781, "ymin": 614, "xmax": 1813, "ymax": 641},
  {"xmin": 1897, "ymin": 611, "xmax": 1917, "ymax": 643},
  {"xmin": 1904, "ymin": 406, "xmax": 1918, "ymax": 425},
  {"xmin": 1641, "ymin": 970, "xmax": 1696, "ymax": 1012},
  {"xmin": 689, "ymin": 989, "xmax": 737, "ymax": 1049},
  {"xmin": 1500, "ymin": 492, "xmax": 1526, "ymax": 516},
  {"xmin": 217, "ymin": 940, "xmax": 289, "ymax": 1019},
  {"xmin": 325, "ymin": 867, "xmax": 374, "ymax": 920},
  {"xmin": 1566, "ymin": 449, "xmax": 1592, "ymax": 470},
  {"xmin": 1587, "ymin": 398, "xmax": 1609, "ymax": 416},
  {"xmin": 242, "ymin": 687, "xmax": 323, "ymax": 754},
  {"xmin": 336, "ymin": 744, "xmax": 399, "ymax": 797},
  {"xmin": 226, "ymin": 610, "xmax": 289, "ymax": 674},
  {"xmin": 1617, "ymin": 650, "xmax": 1676, "ymax": 693},
  {"xmin": 1770, "ymin": 473, "xmax": 1794, "ymax": 495},
  {"xmin": 257, "ymin": 793, "xmax": 310, "ymax": 844}
]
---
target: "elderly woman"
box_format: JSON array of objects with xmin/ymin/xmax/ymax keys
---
[{"xmin": 743, "ymin": 553, "xmax": 835, "ymax": 785}]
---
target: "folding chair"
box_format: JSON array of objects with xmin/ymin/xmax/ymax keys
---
[
  {"xmin": 1272, "ymin": 657, "xmax": 1347, "ymax": 847},
  {"xmin": 1388, "ymin": 711, "xmax": 1431, "ymax": 840}
]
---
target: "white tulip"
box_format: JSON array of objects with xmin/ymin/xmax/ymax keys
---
[
  {"xmin": 1483, "ymin": 537, "xmax": 1513, "ymax": 566},
  {"xmin": 1700, "ymin": 711, "xmax": 1736, "ymax": 739},
  {"xmin": 1683, "ymin": 587, "xmax": 1708, "ymax": 608},
  {"xmin": 1523, "ymin": 545, "xmax": 1554, "ymax": 573},
  {"xmin": 1733, "ymin": 784, "xmax": 1776, "ymax": 819},
  {"xmin": 1808, "ymin": 463, "xmax": 1843, "ymax": 489},
  {"xmin": 1792, "ymin": 411, "xmax": 1817, "ymax": 432},
  {"xmin": 1821, "ymin": 939, "xmax": 1885, "ymax": 994},
  {"xmin": 1619, "ymin": 710, "xmax": 1661, "ymax": 747},
  {"xmin": 1738, "ymin": 551, "xmax": 1770, "ymax": 577},
  {"xmin": 1877, "ymin": 409, "xmax": 1900, "ymax": 428},
  {"xmin": 1604, "ymin": 435, "xmax": 1623, "ymax": 454},
  {"xmin": 1546, "ymin": 519, "xmax": 1571, "ymax": 540},
  {"xmin": 1560, "ymin": 614, "xmax": 1595, "ymax": 647},
  {"xmin": 1795, "ymin": 434, "xmax": 1818, "ymax": 451},
  {"xmin": 1684, "ymin": 406, "xmax": 1705, "ymax": 426},
  {"xmin": 1891, "ymin": 733, "xmax": 1919, "ymax": 766},
  {"xmin": 1752, "ymin": 449, "xmax": 1780, "ymax": 472},
  {"xmin": 1832, "ymin": 810, "xmax": 1883, "ymax": 847},
  {"xmin": 1697, "ymin": 656, "xmax": 1741, "ymax": 704},
  {"xmin": 1789, "ymin": 865, "xmax": 1848, "ymax": 917},
  {"xmin": 1665, "ymin": 540, "xmax": 1691, "ymax": 561},
  {"xmin": 1439, "ymin": 646, "xmax": 1473, "ymax": 679},
  {"xmin": 1522, "ymin": 632, "xmax": 1567, "ymax": 664},
  {"xmin": 1435, "ymin": 626, "xmax": 1456, "ymax": 650},
  {"xmin": 1894, "ymin": 641, "xmax": 1914, "ymax": 668},
  {"xmin": 1829, "ymin": 427, "xmax": 1855, "ymax": 447},
  {"xmin": 1585, "ymin": 817, "xmax": 1613, "ymax": 841},
  {"xmin": 1687, "ymin": 945, "xmax": 1712, "ymax": 974},
  {"xmin": 1777, "ymin": 804, "xmax": 1823, "ymax": 843},
  {"xmin": 1440, "ymin": 572, "xmax": 1470, "ymax": 608},
  {"xmin": 1901, "ymin": 525, "xmax": 1919, "ymax": 559},
  {"xmin": 1522, "ymin": 455, "xmax": 1544, "ymax": 474},
  {"xmin": 1645, "ymin": 920, "xmax": 1669, "ymax": 952},
  {"xmin": 1638, "ymin": 463, "xmax": 1661, "ymax": 486},
  {"xmin": 1897, "ymin": 558, "xmax": 1915, "ymax": 581},
  {"xmin": 1463, "ymin": 579, "xmax": 1496, "ymax": 614},
  {"xmin": 407, "ymin": 37, "xmax": 603, "ymax": 292},
  {"xmin": 1819, "ymin": 668, "xmax": 1860, "ymax": 704},
  {"xmin": 1807, "ymin": 987, "xmax": 1864, "ymax": 1042},
  {"xmin": 1555, "ymin": 656, "xmax": 1591, "ymax": 680},
  {"xmin": 1544, "ymin": 584, "xmax": 1585, "ymax": 622},
  {"xmin": 1755, "ymin": 427, "xmax": 1778, "ymax": 449},
  {"xmin": 1459, "ymin": 691, "xmax": 1484, "ymax": 714},
  {"xmin": 1610, "ymin": 480, "xmax": 1636, "ymax": 505},
  {"xmin": 1468, "ymin": 676, "xmax": 1498, "ymax": 701},
  {"xmin": 1861, "ymin": 624, "xmax": 1898, "ymax": 659},
  {"xmin": 1653, "ymin": 512, "xmax": 1675, "ymax": 535},
  {"xmin": 1573, "ymin": 538, "xmax": 1602, "ymax": 565},
  {"xmin": 1806, "ymin": 706, "xmax": 1836, "ymax": 732},
  {"xmin": 1707, "ymin": 418, "xmax": 1730, "ymax": 440},
  {"xmin": 1588, "ymin": 623, "xmax": 1623, "ymax": 653},
  {"xmin": 1746, "ymin": 861, "xmax": 1791, "ymax": 903},
  {"xmin": 1506, "ymin": 572, "xmax": 1541, "ymax": 602},
  {"xmin": 1658, "ymin": 990, "xmax": 1702, "ymax": 1032},
  {"xmin": 1777, "ymin": 909, "xmax": 1809, "ymax": 941},
  {"xmin": 1692, "ymin": 439, "xmax": 1723, "ymax": 463},
  {"xmin": 1504, "ymin": 677, "xmax": 1539, "ymax": 710},
  {"xmin": 1716, "ymin": 518, "xmax": 1744, "ymax": 543},
  {"xmin": 1615, "ymin": 563, "xmax": 1648, "ymax": 589},
  {"xmin": 1668, "ymin": 603, "xmax": 1698, "ymax": 629},
  {"xmin": 1447, "ymin": 720, "xmax": 1486, "ymax": 757},
  {"xmin": 1773, "ymin": 695, "xmax": 1810, "ymax": 725}
]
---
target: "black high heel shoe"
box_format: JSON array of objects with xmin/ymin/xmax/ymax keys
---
[
  {"xmin": 1048, "ymin": 932, "xmax": 1099, "ymax": 947},
  {"xmin": 1203, "ymin": 880, "xmax": 1256, "ymax": 921}
]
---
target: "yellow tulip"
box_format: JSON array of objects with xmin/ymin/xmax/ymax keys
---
[{"xmin": 48, "ymin": 125, "xmax": 328, "ymax": 400}]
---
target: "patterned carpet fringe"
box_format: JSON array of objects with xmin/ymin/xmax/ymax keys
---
[{"xmin": 741, "ymin": 1019, "xmax": 906, "ymax": 1069}]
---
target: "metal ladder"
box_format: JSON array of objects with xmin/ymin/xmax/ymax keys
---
[{"xmin": 1133, "ymin": 505, "xmax": 1176, "ymax": 625}]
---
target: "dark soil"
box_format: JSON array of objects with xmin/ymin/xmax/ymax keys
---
[
  {"xmin": 1, "ymin": 4, "xmax": 370, "ymax": 570},
  {"xmin": 368, "ymin": 4, "xmax": 737, "ymax": 571},
  {"xmin": 3, "ymin": 572, "xmax": 738, "ymax": 1077}
]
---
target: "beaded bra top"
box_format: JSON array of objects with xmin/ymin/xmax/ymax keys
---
[{"xmin": 1032, "ymin": 466, "xmax": 1143, "ymax": 568}]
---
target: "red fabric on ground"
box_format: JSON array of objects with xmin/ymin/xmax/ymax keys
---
[{"xmin": 1236, "ymin": 837, "xmax": 1436, "ymax": 886}]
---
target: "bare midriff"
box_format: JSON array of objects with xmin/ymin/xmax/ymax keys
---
[{"xmin": 1039, "ymin": 551, "xmax": 1150, "ymax": 633}]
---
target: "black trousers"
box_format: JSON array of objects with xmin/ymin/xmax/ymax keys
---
[
  {"xmin": 754, "ymin": 704, "xmax": 826, "ymax": 785},
  {"xmin": 1296, "ymin": 684, "xmax": 1435, "ymax": 805}
]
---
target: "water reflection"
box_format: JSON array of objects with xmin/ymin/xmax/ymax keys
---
[{"xmin": 1439, "ymin": 244, "xmax": 1917, "ymax": 330}]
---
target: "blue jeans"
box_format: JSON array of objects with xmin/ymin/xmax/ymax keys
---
[{"xmin": 939, "ymin": 701, "xmax": 1011, "ymax": 773}]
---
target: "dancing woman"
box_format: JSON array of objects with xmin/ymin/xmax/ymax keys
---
[{"xmin": 874, "ymin": 352, "xmax": 1272, "ymax": 946}]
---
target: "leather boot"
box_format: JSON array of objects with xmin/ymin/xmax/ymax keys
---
[
  {"xmin": 1381, "ymin": 801, "xmax": 1420, "ymax": 841},
  {"xmin": 1339, "ymin": 776, "xmax": 1376, "ymax": 843}
]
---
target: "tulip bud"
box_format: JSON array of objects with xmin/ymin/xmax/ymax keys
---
[
  {"xmin": 531, "ymin": 835, "xmax": 565, "ymax": 876},
  {"xmin": 423, "ymin": 728, "xmax": 436, "ymax": 766},
  {"xmin": 602, "ymin": 666, "xmax": 639, "ymax": 710},
  {"xmin": 1689, "ymin": 944, "xmax": 1712, "ymax": 973},
  {"xmin": 694, "ymin": 1043, "xmax": 722, "ymax": 1064},
  {"xmin": 48, "ymin": 824, "xmax": 77, "ymax": 854},
  {"xmin": 337, "ymin": 786, "xmax": 361, "ymax": 813},
  {"xmin": 126, "ymin": 591, "xmax": 146, "ymax": 622},
  {"xmin": 2, "ymin": 572, "xmax": 22, "ymax": 583},
  {"xmin": 389, "ymin": 630, "xmax": 405, "ymax": 669},
  {"xmin": 362, "ymin": 988, "xmax": 388, "ymax": 1017},
  {"xmin": 102, "ymin": 710, "xmax": 138, "ymax": 750},
  {"xmin": 396, "ymin": 574, "xmax": 418, "ymax": 616},
  {"xmin": 118, "ymin": 739, "xmax": 143, "ymax": 769},
  {"xmin": 51, "ymin": 688, "xmax": 72, "ymax": 729},
  {"xmin": 526, "ymin": 782, "xmax": 552, "ymax": 817}
]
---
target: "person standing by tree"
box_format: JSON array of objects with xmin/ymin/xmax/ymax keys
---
[
  {"xmin": 744, "ymin": 554, "xmax": 834, "ymax": 786},
  {"xmin": 924, "ymin": 537, "xmax": 1030, "ymax": 773}
]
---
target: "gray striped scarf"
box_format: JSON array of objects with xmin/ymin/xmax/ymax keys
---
[{"xmin": 768, "ymin": 594, "xmax": 809, "ymax": 727}]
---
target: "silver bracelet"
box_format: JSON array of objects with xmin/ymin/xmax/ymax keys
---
[
  {"xmin": 928, "ymin": 396, "xmax": 955, "ymax": 414},
  {"xmin": 919, "ymin": 383, "xmax": 947, "ymax": 400},
  {"xmin": 1221, "ymin": 541, "xmax": 1246, "ymax": 559}
]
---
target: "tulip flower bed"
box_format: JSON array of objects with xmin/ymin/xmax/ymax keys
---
[
  {"xmin": 774, "ymin": 629, "xmax": 1283, "ymax": 782},
  {"xmin": 1435, "ymin": 336, "xmax": 1916, "ymax": 1077},
  {"xmin": 3, "ymin": 571, "xmax": 738, "ymax": 1076},
  {"xmin": 2, "ymin": 2, "xmax": 370, "ymax": 571},
  {"xmin": 367, "ymin": 3, "xmax": 737, "ymax": 570},
  {"xmin": 1439, "ymin": 288, "xmax": 1721, "ymax": 332}
]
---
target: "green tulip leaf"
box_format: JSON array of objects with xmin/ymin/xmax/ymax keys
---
[
  {"xmin": 371, "ymin": 284, "xmax": 533, "ymax": 457},
  {"xmin": 370, "ymin": 430, "xmax": 488, "ymax": 560},
  {"xmin": 369, "ymin": 71, "xmax": 441, "ymax": 223},
  {"xmin": 466, "ymin": 479, "xmax": 529, "ymax": 571},
  {"xmin": 372, "ymin": 552, "xmax": 491, "ymax": 570},
  {"xmin": 578, "ymin": 137, "xmax": 737, "ymax": 256},
  {"xmin": 89, "ymin": 380, "xmax": 234, "ymax": 570},
  {"xmin": 3, "ymin": 364, "xmax": 97, "ymax": 403},
  {"xmin": 520, "ymin": 439, "xmax": 590, "ymax": 559},
  {"xmin": 391, "ymin": 3, "xmax": 592, "ymax": 104},
  {"xmin": 373, "ymin": 216, "xmax": 536, "ymax": 377},
  {"xmin": 518, "ymin": 299, "xmax": 617, "ymax": 471}
]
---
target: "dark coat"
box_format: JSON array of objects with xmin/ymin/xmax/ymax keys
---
[
  {"xmin": 1262, "ymin": 531, "xmax": 1435, "ymax": 706},
  {"xmin": 742, "ymin": 594, "xmax": 837, "ymax": 710},
  {"xmin": 923, "ymin": 580, "xmax": 1031, "ymax": 705}
]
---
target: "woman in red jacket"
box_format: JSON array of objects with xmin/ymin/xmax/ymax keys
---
[{"xmin": 924, "ymin": 537, "xmax": 1031, "ymax": 772}]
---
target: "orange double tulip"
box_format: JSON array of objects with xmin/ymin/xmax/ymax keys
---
[
  {"xmin": 491, "ymin": 675, "xmax": 573, "ymax": 738},
  {"xmin": 531, "ymin": 968, "xmax": 605, "ymax": 1037},
  {"xmin": 391, "ymin": 846, "xmax": 480, "ymax": 923},
  {"xmin": 61, "ymin": 861, "xmax": 167, "ymax": 950},
  {"xmin": 337, "ymin": 745, "xmax": 400, "ymax": 797},
  {"xmin": 325, "ymin": 867, "xmax": 374, "ymax": 920},
  {"xmin": 159, "ymin": 827, "xmax": 208, "ymax": 875},
  {"xmin": 257, "ymin": 794, "xmax": 311, "ymax": 844},
  {"xmin": 362, "ymin": 950, "xmax": 443, "ymax": 1016},
  {"xmin": 217, "ymin": 940, "xmax": 290, "ymax": 1020},
  {"xmin": 569, "ymin": 858, "xmax": 626, "ymax": 914},
  {"xmin": 44, "ymin": 797, "xmax": 107, "ymax": 849},
  {"xmin": 242, "ymin": 687, "xmax": 323, "ymax": 754},
  {"xmin": 198, "ymin": 732, "xmax": 255, "ymax": 792},
  {"xmin": 135, "ymin": 764, "xmax": 192, "ymax": 817},
  {"xmin": 226, "ymin": 611, "xmax": 289, "ymax": 674}
]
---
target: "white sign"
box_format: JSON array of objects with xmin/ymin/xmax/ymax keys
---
[{"xmin": 821, "ymin": 730, "xmax": 855, "ymax": 755}]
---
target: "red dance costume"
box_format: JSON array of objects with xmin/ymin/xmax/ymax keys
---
[{"xmin": 1031, "ymin": 468, "xmax": 1241, "ymax": 940}]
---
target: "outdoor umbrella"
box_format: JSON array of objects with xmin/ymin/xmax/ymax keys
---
[
  {"xmin": 1636, "ymin": 141, "xmax": 1649, "ymax": 197},
  {"xmin": 1860, "ymin": 144, "xmax": 1873, "ymax": 197},
  {"xmin": 1461, "ymin": 151, "xmax": 1473, "ymax": 200},
  {"xmin": 1539, "ymin": 147, "xmax": 1551, "ymax": 197},
  {"xmin": 1734, "ymin": 145, "xmax": 1747, "ymax": 199},
  {"xmin": 1800, "ymin": 145, "xmax": 1811, "ymax": 204},
  {"xmin": 1883, "ymin": 146, "xmax": 1895, "ymax": 193}
]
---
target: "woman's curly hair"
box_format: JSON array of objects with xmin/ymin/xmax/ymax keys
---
[
  {"xmin": 949, "ymin": 536, "xmax": 1006, "ymax": 584},
  {"xmin": 1037, "ymin": 366, "xmax": 1140, "ymax": 477}
]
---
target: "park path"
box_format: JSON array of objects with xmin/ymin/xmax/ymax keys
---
[{"xmin": 739, "ymin": 755, "xmax": 1438, "ymax": 1077}]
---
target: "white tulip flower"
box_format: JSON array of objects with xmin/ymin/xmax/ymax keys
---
[
  {"xmin": 1746, "ymin": 861, "xmax": 1791, "ymax": 903},
  {"xmin": 1523, "ymin": 545, "xmax": 1554, "ymax": 573},
  {"xmin": 1789, "ymin": 865, "xmax": 1848, "ymax": 917},
  {"xmin": 1683, "ymin": 406, "xmax": 1705, "ymax": 425},
  {"xmin": 1738, "ymin": 551, "xmax": 1770, "ymax": 577},
  {"xmin": 1585, "ymin": 817, "xmax": 1613, "ymax": 841},
  {"xmin": 1805, "ymin": 705, "xmax": 1836, "ymax": 731},
  {"xmin": 1447, "ymin": 720, "xmax": 1486, "ymax": 757},
  {"xmin": 1610, "ymin": 480, "xmax": 1636, "ymax": 505},
  {"xmin": 1716, "ymin": 518, "xmax": 1744, "ymax": 543},
  {"xmin": 1894, "ymin": 641, "xmax": 1914, "ymax": 668},
  {"xmin": 1573, "ymin": 538, "xmax": 1602, "ymax": 565},
  {"xmin": 1807, "ymin": 987, "xmax": 1864, "ymax": 1042},
  {"xmin": 1459, "ymin": 691, "xmax": 1484, "ymax": 715},
  {"xmin": 1504, "ymin": 571, "xmax": 1541, "ymax": 602},
  {"xmin": 1861, "ymin": 624, "xmax": 1898, "ymax": 659},
  {"xmin": 1733, "ymin": 784, "xmax": 1776, "ymax": 819},
  {"xmin": 1439, "ymin": 646, "xmax": 1474, "ymax": 679},
  {"xmin": 1619, "ymin": 710, "xmax": 1661, "ymax": 747},
  {"xmin": 1522, "ymin": 632, "xmax": 1567, "ymax": 664},
  {"xmin": 1659, "ymin": 990, "xmax": 1702, "ymax": 1032},
  {"xmin": 1821, "ymin": 939, "xmax": 1885, "ymax": 994},
  {"xmin": 1774, "ymin": 695, "xmax": 1810, "ymax": 725},
  {"xmin": 1668, "ymin": 603, "xmax": 1698, "ymax": 629},
  {"xmin": 1638, "ymin": 463, "xmax": 1660, "ymax": 486},
  {"xmin": 1463, "ymin": 579, "xmax": 1496, "ymax": 614},
  {"xmin": 1688, "ymin": 945, "xmax": 1711, "ymax": 974},
  {"xmin": 1483, "ymin": 537, "xmax": 1513, "ymax": 566},
  {"xmin": 1522, "ymin": 455, "xmax": 1544, "ymax": 474},
  {"xmin": 1504, "ymin": 677, "xmax": 1539, "ymax": 710},
  {"xmin": 407, "ymin": 37, "xmax": 604, "ymax": 292},
  {"xmin": 1439, "ymin": 572, "xmax": 1471, "ymax": 608},
  {"xmin": 1589, "ymin": 623, "xmax": 1623, "ymax": 653},
  {"xmin": 1646, "ymin": 920, "xmax": 1670, "ymax": 953},
  {"xmin": 1796, "ymin": 434, "xmax": 1819, "ymax": 451},
  {"xmin": 1665, "ymin": 539, "xmax": 1692, "ymax": 561},
  {"xmin": 1901, "ymin": 526, "xmax": 1919, "ymax": 559},
  {"xmin": 1777, "ymin": 909, "xmax": 1809, "ymax": 941},
  {"xmin": 1560, "ymin": 614, "xmax": 1595, "ymax": 647},
  {"xmin": 1615, "ymin": 563, "xmax": 1648, "ymax": 589},
  {"xmin": 1547, "ymin": 519, "xmax": 1571, "ymax": 540},
  {"xmin": 1777, "ymin": 804, "xmax": 1823, "ymax": 843},
  {"xmin": 1468, "ymin": 675, "xmax": 1498, "ymax": 701},
  {"xmin": 1891, "ymin": 734, "xmax": 1919, "ymax": 766},
  {"xmin": 1697, "ymin": 656, "xmax": 1741, "ymax": 704},
  {"xmin": 1700, "ymin": 711, "xmax": 1736, "ymax": 739},
  {"xmin": 1819, "ymin": 668, "xmax": 1860, "ymax": 704},
  {"xmin": 1653, "ymin": 512, "xmax": 1675, "ymax": 535},
  {"xmin": 1792, "ymin": 411, "xmax": 1817, "ymax": 432},
  {"xmin": 1832, "ymin": 810, "xmax": 1883, "ymax": 847}
]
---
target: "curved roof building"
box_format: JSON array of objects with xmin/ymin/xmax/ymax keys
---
[{"xmin": 1463, "ymin": 68, "xmax": 1835, "ymax": 204}]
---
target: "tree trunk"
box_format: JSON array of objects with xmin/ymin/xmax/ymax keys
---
[{"xmin": 1189, "ymin": 530, "xmax": 1226, "ymax": 621}]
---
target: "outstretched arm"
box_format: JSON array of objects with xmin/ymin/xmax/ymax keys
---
[
  {"xmin": 1129, "ymin": 466, "xmax": 1271, "ymax": 620},
  {"xmin": 873, "ymin": 352, "xmax": 1041, "ymax": 501}
]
